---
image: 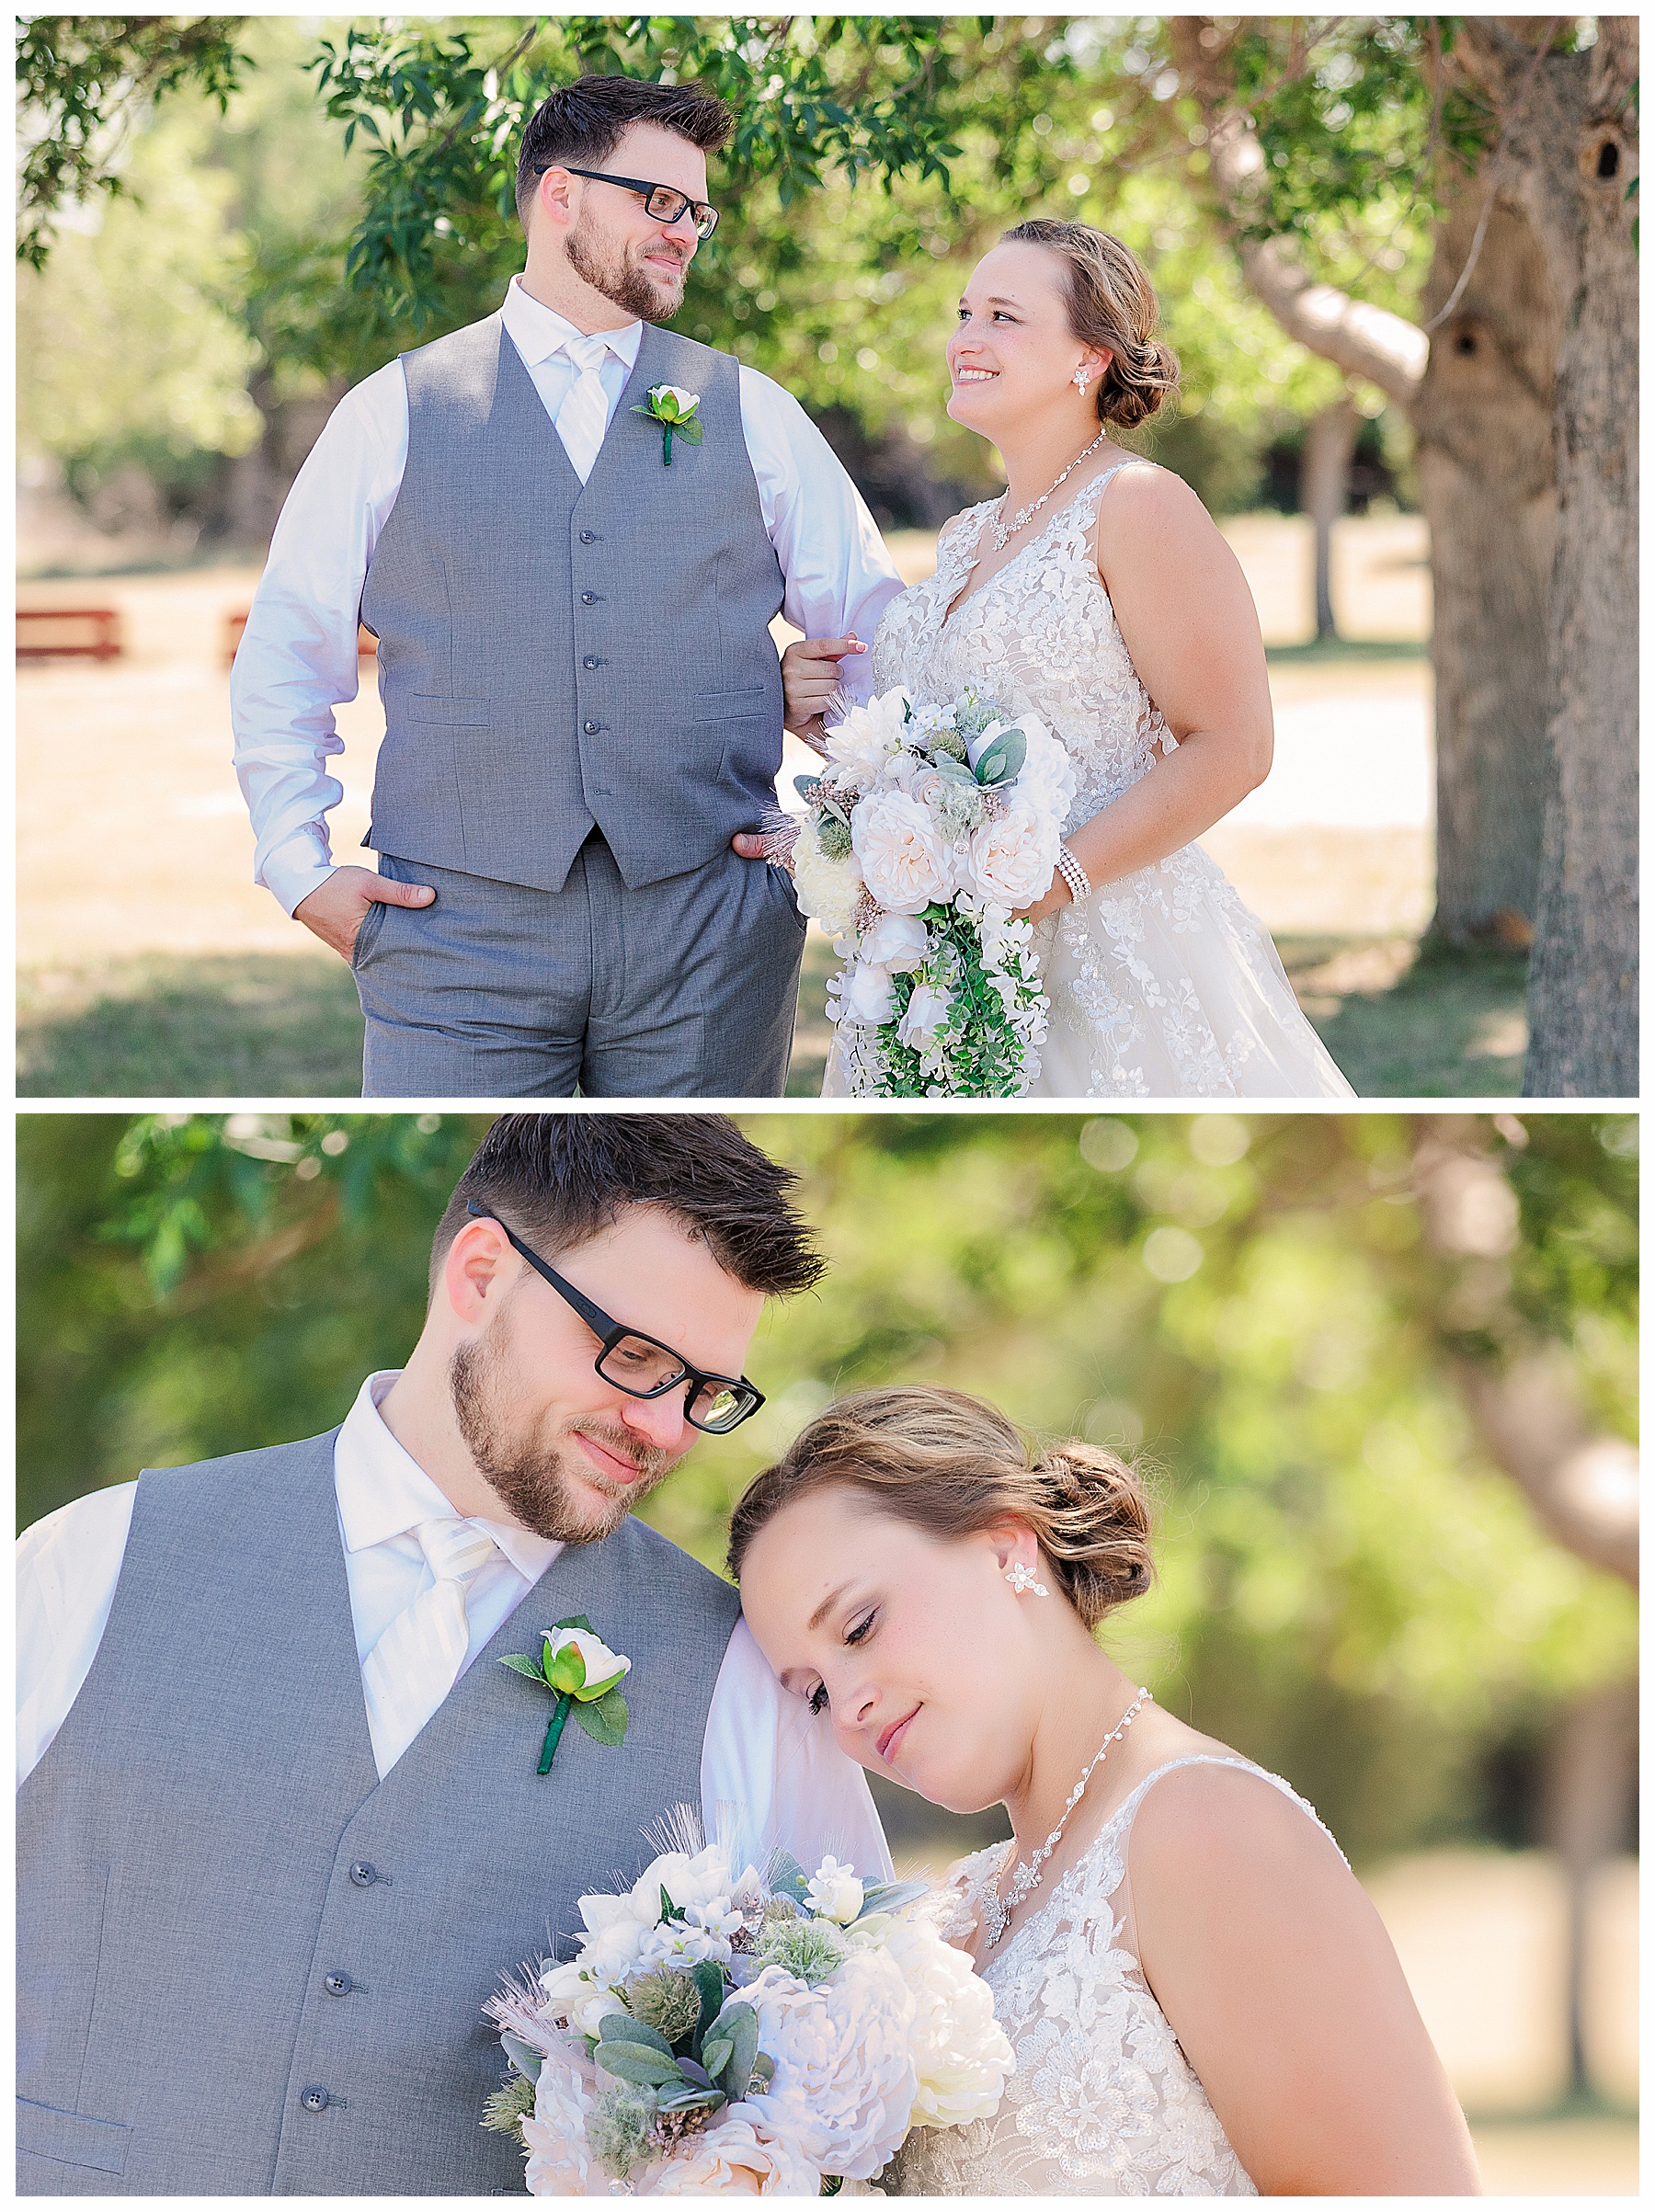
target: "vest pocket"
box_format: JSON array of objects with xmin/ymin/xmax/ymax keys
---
[
  {"xmin": 693, "ymin": 687, "xmax": 770, "ymax": 720},
  {"xmin": 408, "ymin": 695, "xmax": 490, "ymax": 726},
  {"xmin": 17, "ymin": 2098, "xmax": 131, "ymax": 2176}
]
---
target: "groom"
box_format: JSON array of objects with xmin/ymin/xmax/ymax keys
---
[
  {"xmin": 231, "ymin": 74, "xmax": 902, "ymax": 1097},
  {"xmin": 17, "ymin": 1115, "xmax": 890, "ymax": 2195}
]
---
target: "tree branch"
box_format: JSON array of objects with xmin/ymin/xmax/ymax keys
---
[{"xmin": 1454, "ymin": 1351, "xmax": 1638, "ymax": 1586}]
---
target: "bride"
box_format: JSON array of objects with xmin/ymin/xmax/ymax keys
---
[
  {"xmin": 730, "ymin": 1386, "xmax": 1479, "ymax": 2195},
  {"xmin": 786, "ymin": 221, "xmax": 1353, "ymax": 1099}
]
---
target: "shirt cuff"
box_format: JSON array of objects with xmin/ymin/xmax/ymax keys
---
[{"xmin": 262, "ymin": 835, "xmax": 337, "ymax": 918}]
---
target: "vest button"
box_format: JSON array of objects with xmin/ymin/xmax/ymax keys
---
[
  {"xmin": 584, "ymin": 720, "xmax": 600, "ymax": 735},
  {"xmin": 583, "ymin": 656, "xmax": 599, "ymax": 669},
  {"xmin": 301, "ymin": 2087, "xmax": 330, "ymax": 2114},
  {"xmin": 325, "ymin": 1971, "xmax": 354, "ymax": 1996},
  {"xmin": 348, "ymin": 1861, "xmax": 377, "ymax": 1887},
  {"xmin": 578, "ymin": 530, "xmax": 597, "ymax": 543},
  {"xmin": 581, "ymin": 591, "xmax": 597, "ymax": 605}
]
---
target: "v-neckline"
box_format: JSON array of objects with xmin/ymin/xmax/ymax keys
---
[{"xmin": 940, "ymin": 459, "xmax": 1130, "ymax": 632}]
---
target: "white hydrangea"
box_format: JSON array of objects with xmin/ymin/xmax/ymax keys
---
[
  {"xmin": 521, "ymin": 2048, "xmax": 600, "ymax": 2194},
  {"xmin": 791, "ymin": 822, "xmax": 864, "ymax": 940},
  {"xmin": 742, "ymin": 1950, "xmax": 919, "ymax": 2180}
]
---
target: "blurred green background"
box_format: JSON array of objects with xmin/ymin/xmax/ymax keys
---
[{"xmin": 17, "ymin": 1108, "xmax": 1637, "ymax": 2183}]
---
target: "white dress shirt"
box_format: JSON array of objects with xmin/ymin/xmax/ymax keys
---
[
  {"xmin": 233, "ymin": 275, "xmax": 906, "ymax": 916},
  {"xmin": 17, "ymin": 1371, "xmax": 892, "ymax": 1884}
]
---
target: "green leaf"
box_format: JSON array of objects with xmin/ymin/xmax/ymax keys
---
[
  {"xmin": 594, "ymin": 2042, "xmax": 683, "ymax": 2089},
  {"xmin": 690, "ymin": 1958, "xmax": 726, "ymax": 2052},
  {"xmin": 656, "ymin": 2085, "xmax": 726, "ymax": 2115},
  {"xmin": 856, "ymin": 1878, "xmax": 930, "ymax": 1919},
  {"xmin": 701, "ymin": 2036, "xmax": 733, "ymax": 2081},
  {"xmin": 552, "ymin": 1614, "xmax": 594, "ymax": 1635},
  {"xmin": 712, "ymin": 2003, "xmax": 759, "ymax": 2098},
  {"xmin": 573, "ymin": 1693, "xmax": 627, "ymax": 1748},
  {"xmin": 599, "ymin": 2014, "xmax": 673, "ymax": 2058},
  {"xmin": 974, "ymin": 728, "xmax": 1026, "ymax": 786},
  {"xmin": 500, "ymin": 2032, "xmax": 542, "ymax": 2083},
  {"xmin": 673, "ymin": 417, "xmax": 703, "ymax": 445},
  {"xmin": 660, "ymin": 1885, "xmax": 689, "ymax": 1924},
  {"xmin": 497, "ymin": 1652, "xmax": 548, "ymax": 1683},
  {"xmin": 768, "ymin": 1850, "xmax": 811, "ymax": 1905}
]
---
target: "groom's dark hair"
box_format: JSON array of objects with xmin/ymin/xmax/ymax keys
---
[
  {"xmin": 516, "ymin": 74, "xmax": 734, "ymax": 226},
  {"xmin": 430, "ymin": 1114, "xmax": 825, "ymax": 1297}
]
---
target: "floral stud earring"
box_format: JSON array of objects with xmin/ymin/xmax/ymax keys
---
[
  {"xmin": 1005, "ymin": 1561, "xmax": 1050, "ymax": 1597},
  {"xmin": 1072, "ymin": 365, "xmax": 1092, "ymax": 395}
]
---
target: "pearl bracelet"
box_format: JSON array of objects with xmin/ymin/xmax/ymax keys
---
[{"xmin": 1056, "ymin": 844, "xmax": 1091, "ymax": 905}]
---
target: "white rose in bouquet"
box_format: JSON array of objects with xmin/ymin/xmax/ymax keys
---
[
  {"xmin": 631, "ymin": 2113, "xmax": 819, "ymax": 2195},
  {"xmin": 841, "ymin": 963, "xmax": 897, "ymax": 1025},
  {"xmin": 791, "ymin": 823, "xmax": 863, "ymax": 940},
  {"xmin": 743, "ymin": 1949, "xmax": 919, "ymax": 2179},
  {"xmin": 1011, "ymin": 720, "xmax": 1078, "ymax": 823},
  {"xmin": 805, "ymin": 1857, "xmax": 865, "ymax": 1926},
  {"xmin": 897, "ymin": 981, "xmax": 952, "ymax": 1049},
  {"xmin": 859, "ymin": 911, "xmax": 930, "ymax": 974},
  {"xmin": 852, "ymin": 791, "xmax": 956, "ymax": 915},
  {"xmin": 826, "ymin": 687, "xmax": 912, "ymax": 779},
  {"xmin": 966, "ymin": 801, "xmax": 1060, "ymax": 908}
]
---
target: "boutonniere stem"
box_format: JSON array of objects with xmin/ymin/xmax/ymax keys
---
[
  {"xmin": 500, "ymin": 1614, "xmax": 632, "ymax": 1775},
  {"xmin": 632, "ymin": 383, "xmax": 702, "ymax": 466}
]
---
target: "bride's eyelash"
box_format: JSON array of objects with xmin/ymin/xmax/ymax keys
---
[
  {"xmin": 808, "ymin": 1681, "xmax": 828, "ymax": 1716},
  {"xmin": 846, "ymin": 1609, "xmax": 876, "ymax": 1645}
]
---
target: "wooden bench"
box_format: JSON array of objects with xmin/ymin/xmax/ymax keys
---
[
  {"xmin": 223, "ymin": 611, "xmax": 379, "ymax": 669},
  {"xmin": 17, "ymin": 607, "xmax": 122, "ymax": 662}
]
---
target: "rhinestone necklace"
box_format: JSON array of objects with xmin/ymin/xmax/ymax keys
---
[
  {"xmin": 980, "ymin": 1688, "xmax": 1152, "ymax": 1950},
  {"xmin": 989, "ymin": 428, "xmax": 1109, "ymax": 552}
]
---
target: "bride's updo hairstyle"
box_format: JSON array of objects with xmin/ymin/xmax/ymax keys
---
[
  {"xmin": 727, "ymin": 1385, "xmax": 1153, "ymax": 1628},
  {"xmin": 1004, "ymin": 218, "xmax": 1180, "ymax": 430}
]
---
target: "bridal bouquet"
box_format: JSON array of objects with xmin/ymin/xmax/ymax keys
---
[
  {"xmin": 485, "ymin": 1812, "xmax": 1011, "ymax": 2195},
  {"xmin": 790, "ymin": 684, "xmax": 1077, "ymax": 1097}
]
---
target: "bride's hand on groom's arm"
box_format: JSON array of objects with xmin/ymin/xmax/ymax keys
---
[
  {"xmin": 293, "ymin": 865, "xmax": 435, "ymax": 962},
  {"xmin": 782, "ymin": 633, "xmax": 866, "ymax": 753}
]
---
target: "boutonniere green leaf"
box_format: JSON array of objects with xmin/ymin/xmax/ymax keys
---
[
  {"xmin": 631, "ymin": 382, "xmax": 702, "ymax": 466},
  {"xmin": 500, "ymin": 1613, "xmax": 632, "ymax": 1773}
]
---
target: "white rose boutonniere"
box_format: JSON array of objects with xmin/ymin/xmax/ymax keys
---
[
  {"xmin": 500, "ymin": 1613, "xmax": 633, "ymax": 1773},
  {"xmin": 632, "ymin": 384, "xmax": 702, "ymax": 465}
]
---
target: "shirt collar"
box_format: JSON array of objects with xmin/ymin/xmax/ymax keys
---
[
  {"xmin": 334, "ymin": 1370, "xmax": 563, "ymax": 1585},
  {"xmin": 503, "ymin": 273, "xmax": 643, "ymax": 371}
]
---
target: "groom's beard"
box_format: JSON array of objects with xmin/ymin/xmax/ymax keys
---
[
  {"xmin": 565, "ymin": 210, "xmax": 690, "ymax": 323},
  {"xmin": 449, "ymin": 1307, "xmax": 681, "ymax": 1543}
]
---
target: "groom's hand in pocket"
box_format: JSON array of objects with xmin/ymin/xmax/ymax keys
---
[{"xmin": 293, "ymin": 865, "xmax": 435, "ymax": 962}]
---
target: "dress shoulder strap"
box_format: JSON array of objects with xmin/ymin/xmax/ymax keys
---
[{"xmin": 1106, "ymin": 1752, "xmax": 1350, "ymax": 1868}]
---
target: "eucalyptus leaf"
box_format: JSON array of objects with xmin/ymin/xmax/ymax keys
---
[
  {"xmin": 855, "ymin": 1878, "xmax": 930, "ymax": 1919},
  {"xmin": 594, "ymin": 2043, "xmax": 683, "ymax": 2089},
  {"xmin": 599, "ymin": 2015, "xmax": 673, "ymax": 2058},
  {"xmin": 699, "ymin": 2038, "xmax": 733, "ymax": 2082},
  {"xmin": 500, "ymin": 2033, "xmax": 542, "ymax": 2083},
  {"xmin": 973, "ymin": 727, "xmax": 1026, "ymax": 786},
  {"xmin": 677, "ymin": 2057, "xmax": 714, "ymax": 2090},
  {"xmin": 656, "ymin": 2085, "xmax": 726, "ymax": 2115},
  {"xmin": 717, "ymin": 2006, "xmax": 759, "ymax": 2099}
]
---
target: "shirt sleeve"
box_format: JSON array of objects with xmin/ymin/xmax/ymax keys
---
[
  {"xmin": 17, "ymin": 1482, "xmax": 138, "ymax": 1788},
  {"xmin": 701, "ymin": 1615, "xmax": 893, "ymax": 1881},
  {"xmin": 230, "ymin": 361, "xmax": 409, "ymax": 916},
  {"xmin": 737, "ymin": 367, "xmax": 907, "ymax": 713}
]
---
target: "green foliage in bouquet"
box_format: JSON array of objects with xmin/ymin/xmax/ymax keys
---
[{"xmin": 877, "ymin": 907, "xmax": 1039, "ymax": 1100}]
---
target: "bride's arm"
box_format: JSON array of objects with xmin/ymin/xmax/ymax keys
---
[
  {"xmin": 1128, "ymin": 1763, "xmax": 1480, "ymax": 2195},
  {"xmin": 1023, "ymin": 467, "xmax": 1273, "ymax": 920}
]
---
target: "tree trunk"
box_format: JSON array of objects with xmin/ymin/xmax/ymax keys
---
[
  {"xmin": 1300, "ymin": 398, "xmax": 1357, "ymax": 640},
  {"xmin": 1453, "ymin": 19, "xmax": 1642, "ymax": 1097},
  {"xmin": 1541, "ymin": 1680, "xmax": 1638, "ymax": 2097},
  {"xmin": 1413, "ymin": 177, "xmax": 1558, "ymax": 943},
  {"xmin": 1171, "ymin": 19, "xmax": 1560, "ymax": 949}
]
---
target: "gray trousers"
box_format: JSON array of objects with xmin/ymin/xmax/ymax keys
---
[{"xmin": 352, "ymin": 834, "xmax": 805, "ymax": 1097}]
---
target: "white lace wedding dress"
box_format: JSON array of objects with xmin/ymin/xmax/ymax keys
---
[
  {"xmin": 882, "ymin": 1754, "xmax": 1345, "ymax": 2196},
  {"xmin": 823, "ymin": 462, "xmax": 1354, "ymax": 1097}
]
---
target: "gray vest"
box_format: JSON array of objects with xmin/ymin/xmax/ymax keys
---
[
  {"xmin": 360, "ymin": 314, "xmax": 787, "ymax": 895},
  {"xmin": 17, "ymin": 1431, "xmax": 740, "ymax": 2195}
]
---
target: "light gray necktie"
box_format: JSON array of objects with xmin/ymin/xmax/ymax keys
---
[
  {"xmin": 555, "ymin": 333, "xmax": 613, "ymax": 482},
  {"xmin": 360, "ymin": 1517, "xmax": 498, "ymax": 1769}
]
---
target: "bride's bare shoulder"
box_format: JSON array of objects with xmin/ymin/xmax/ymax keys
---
[{"xmin": 1127, "ymin": 1743, "xmax": 1351, "ymax": 1899}]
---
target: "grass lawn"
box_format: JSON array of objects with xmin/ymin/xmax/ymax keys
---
[{"xmin": 20, "ymin": 932, "xmax": 1528, "ymax": 1100}]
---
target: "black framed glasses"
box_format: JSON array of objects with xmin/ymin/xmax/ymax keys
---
[
  {"xmin": 466, "ymin": 1203, "xmax": 763, "ymax": 1433},
  {"xmin": 542, "ymin": 165, "xmax": 720, "ymax": 239}
]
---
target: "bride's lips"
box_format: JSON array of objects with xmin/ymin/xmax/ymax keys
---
[
  {"xmin": 572, "ymin": 1431, "xmax": 643, "ymax": 1486},
  {"xmin": 878, "ymin": 1706, "xmax": 920, "ymax": 1763}
]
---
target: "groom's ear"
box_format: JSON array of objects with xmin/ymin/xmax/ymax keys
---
[
  {"xmin": 442, "ymin": 1214, "xmax": 516, "ymax": 1326},
  {"xmin": 531, "ymin": 163, "xmax": 576, "ymax": 234}
]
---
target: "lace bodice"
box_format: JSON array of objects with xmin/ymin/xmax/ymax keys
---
[
  {"xmin": 870, "ymin": 461, "xmax": 1171, "ymax": 828},
  {"xmin": 885, "ymin": 1755, "xmax": 1344, "ymax": 2196}
]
